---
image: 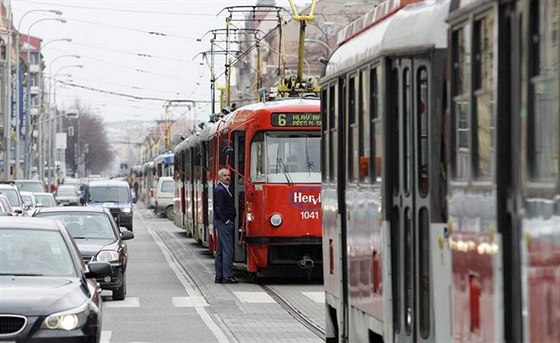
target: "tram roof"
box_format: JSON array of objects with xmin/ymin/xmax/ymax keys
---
[
  {"xmin": 325, "ymin": 0, "xmax": 449, "ymax": 76},
  {"xmin": 154, "ymin": 152, "xmax": 174, "ymax": 165}
]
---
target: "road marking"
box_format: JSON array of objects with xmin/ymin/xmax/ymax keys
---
[
  {"xmin": 104, "ymin": 297, "xmax": 140, "ymax": 308},
  {"xmin": 100, "ymin": 330, "xmax": 111, "ymax": 343},
  {"xmin": 172, "ymin": 296, "xmax": 209, "ymax": 307},
  {"xmin": 234, "ymin": 291, "xmax": 276, "ymax": 303},
  {"xmin": 302, "ymin": 291, "xmax": 325, "ymax": 303},
  {"xmin": 139, "ymin": 211, "xmax": 231, "ymax": 343}
]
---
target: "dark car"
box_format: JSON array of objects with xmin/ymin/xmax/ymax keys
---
[
  {"xmin": 0, "ymin": 217, "xmax": 111, "ymax": 342},
  {"xmin": 33, "ymin": 206, "xmax": 134, "ymax": 300},
  {"xmin": 82, "ymin": 180, "xmax": 134, "ymax": 231}
]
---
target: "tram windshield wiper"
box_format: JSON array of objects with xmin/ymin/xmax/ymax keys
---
[
  {"xmin": 305, "ymin": 138, "xmax": 319, "ymax": 174},
  {"xmin": 276, "ymin": 157, "xmax": 293, "ymax": 185}
]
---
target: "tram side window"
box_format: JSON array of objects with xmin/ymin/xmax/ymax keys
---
[
  {"xmin": 329, "ymin": 83, "xmax": 339, "ymax": 183},
  {"xmin": 321, "ymin": 88, "xmax": 329, "ymax": 182},
  {"xmin": 472, "ymin": 13, "xmax": 496, "ymax": 181},
  {"xmin": 451, "ymin": 25, "xmax": 472, "ymax": 181},
  {"xmin": 250, "ymin": 132, "xmax": 266, "ymax": 183},
  {"xmin": 528, "ymin": 0, "xmax": 559, "ymax": 182},
  {"xmin": 359, "ymin": 67, "xmax": 371, "ymax": 183},
  {"xmin": 348, "ymin": 74, "xmax": 359, "ymax": 183},
  {"xmin": 417, "ymin": 66, "xmax": 429, "ymax": 196},
  {"xmin": 403, "ymin": 67, "xmax": 412, "ymax": 195},
  {"xmin": 370, "ymin": 66, "xmax": 382, "ymax": 184}
]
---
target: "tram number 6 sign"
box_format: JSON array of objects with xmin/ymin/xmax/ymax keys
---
[
  {"xmin": 271, "ymin": 113, "xmax": 321, "ymax": 127},
  {"xmin": 300, "ymin": 211, "xmax": 319, "ymax": 220}
]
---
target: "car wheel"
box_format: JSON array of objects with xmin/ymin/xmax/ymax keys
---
[
  {"xmin": 112, "ymin": 276, "xmax": 126, "ymax": 301},
  {"xmin": 165, "ymin": 206, "xmax": 174, "ymax": 220}
]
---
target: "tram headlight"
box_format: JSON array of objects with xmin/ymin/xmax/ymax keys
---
[{"xmin": 270, "ymin": 213, "xmax": 283, "ymax": 227}]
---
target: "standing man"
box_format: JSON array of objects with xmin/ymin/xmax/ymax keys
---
[{"xmin": 214, "ymin": 168, "xmax": 238, "ymax": 284}]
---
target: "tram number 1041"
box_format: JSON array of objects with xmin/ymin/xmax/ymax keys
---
[{"xmin": 300, "ymin": 211, "xmax": 319, "ymax": 220}]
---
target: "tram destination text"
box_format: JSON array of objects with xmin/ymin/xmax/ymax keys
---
[{"xmin": 271, "ymin": 113, "xmax": 321, "ymax": 127}]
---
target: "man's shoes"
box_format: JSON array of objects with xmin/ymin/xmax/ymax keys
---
[
  {"xmin": 214, "ymin": 276, "xmax": 223, "ymax": 284},
  {"xmin": 222, "ymin": 277, "xmax": 239, "ymax": 284}
]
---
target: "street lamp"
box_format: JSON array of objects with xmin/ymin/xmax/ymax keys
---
[
  {"xmin": 48, "ymin": 64, "xmax": 82, "ymax": 188},
  {"xmin": 13, "ymin": 9, "xmax": 62, "ymax": 180},
  {"xmin": 24, "ymin": 18, "xmax": 67, "ymax": 178},
  {"xmin": 47, "ymin": 55, "xmax": 80, "ymax": 104}
]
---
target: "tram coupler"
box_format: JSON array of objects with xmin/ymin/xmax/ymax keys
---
[{"xmin": 297, "ymin": 254, "xmax": 315, "ymax": 279}]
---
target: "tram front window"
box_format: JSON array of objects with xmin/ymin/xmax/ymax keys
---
[{"xmin": 250, "ymin": 132, "xmax": 321, "ymax": 184}]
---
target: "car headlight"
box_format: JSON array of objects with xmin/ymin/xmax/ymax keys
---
[
  {"xmin": 41, "ymin": 303, "xmax": 89, "ymax": 330},
  {"xmin": 270, "ymin": 213, "xmax": 283, "ymax": 227},
  {"xmin": 121, "ymin": 207, "xmax": 131, "ymax": 213},
  {"xmin": 96, "ymin": 250, "xmax": 119, "ymax": 262}
]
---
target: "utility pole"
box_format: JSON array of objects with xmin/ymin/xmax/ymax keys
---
[{"xmin": 2, "ymin": 0, "xmax": 13, "ymax": 181}]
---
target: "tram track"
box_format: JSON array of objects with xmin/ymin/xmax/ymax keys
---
[{"xmin": 260, "ymin": 283, "xmax": 326, "ymax": 340}]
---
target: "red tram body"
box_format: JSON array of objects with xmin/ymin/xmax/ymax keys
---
[
  {"xmin": 321, "ymin": 0, "xmax": 559, "ymax": 342},
  {"xmin": 175, "ymin": 98, "xmax": 323, "ymax": 276}
]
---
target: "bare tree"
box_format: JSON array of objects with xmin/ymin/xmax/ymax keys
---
[{"xmin": 63, "ymin": 99, "xmax": 113, "ymax": 177}]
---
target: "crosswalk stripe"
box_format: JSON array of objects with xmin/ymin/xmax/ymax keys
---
[
  {"xmin": 302, "ymin": 291, "xmax": 325, "ymax": 303},
  {"xmin": 104, "ymin": 297, "xmax": 140, "ymax": 308},
  {"xmin": 233, "ymin": 291, "xmax": 276, "ymax": 303},
  {"xmin": 172, "ymin": 296, "xmax": 209, "ymax": 307},
  {"xmin": 100, "ymin": 330, "xmax": 111, "ymax": 343}
]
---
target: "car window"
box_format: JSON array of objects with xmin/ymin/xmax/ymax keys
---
[
  {"xmin": 16, "ymin": 182, "xmax": 45, "ymax": 193},
  {"xmin": 35, "ymin": 194, "xmax": 56, "ymax": 207},
  {"xmin": 88, "ymin": 186, "xmax": 129, "ymax": 203},
  {"xmin": 161, "ymin": 180, "xmax": 174, "ymax": 193},
  {"xmin": 57, "ymin": 188, "xmax": 78, "ymax": 196},
  {"xmin": 0, "ymin": 189, "xmax": 21, "ymax": 207},
  {"xmin": 0, "ymin": 229, "xmax": 77, "ymax": 276},
  {"xmin": 34, "ymin": 213, "xmax": 117, "ymax": 240}
]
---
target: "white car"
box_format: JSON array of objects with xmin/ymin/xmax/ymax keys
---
[{"xmin": 154, "ymin": 176, "xmax": 175, "ymax": 220}]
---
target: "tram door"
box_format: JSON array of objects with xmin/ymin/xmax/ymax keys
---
[
  {"xmin": 389, "ymin": 56, "xmax": 435, "ymax": 342},
  {"xmin": 232, "ymin": 131, "xmax": 246, "ymax": 262}
]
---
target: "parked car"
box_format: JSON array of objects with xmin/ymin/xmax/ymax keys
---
[
  {"xmin": 55, "ymin": 184, "xmax": 82, "ymax": 206},
  {"xmin": 0, "ymin": 217, "xmax": 111, "ymax": 342},
  {"xmin": 33, "ymin": 192, "xmax": 58, "ymax": 208},
  {"xmin": 33, "ymin": 206, "xmax": 134, "ymax": 300},
  {"xmin": 15, "ymin": 179, "xmax": 46, "ymax": 193},
  {"xmin": 0, "ymin": 183, "xmax": 26, "ymax": 215},
  {"xmin": 154, "ymin": 176, "xmax": 175, "ymax": 220},
  {"xmin": 82, "ymin": 180, "xmax": 134, "ymax": 231}
]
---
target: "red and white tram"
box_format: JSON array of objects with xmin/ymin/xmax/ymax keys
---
[
  {"xmin": 175, "ymin": 98, "xmax": 324, "ymax": 277},
  {"xmin": 321, "ymin": 0, "xmax": 559, "ymax": 342}
]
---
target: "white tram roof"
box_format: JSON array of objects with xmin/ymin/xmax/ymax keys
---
[
  {"xmin": 199, "ymin": 121, "xmax": 218, "ymax": 142},
  {"xmin": 325, "ymin": 0, "xmax": 450, "ymax": 76}
]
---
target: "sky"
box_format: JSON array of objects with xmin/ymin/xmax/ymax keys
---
[{"xmin": 10, "ymin": 0, "xmax": 310, "ymax": 124}]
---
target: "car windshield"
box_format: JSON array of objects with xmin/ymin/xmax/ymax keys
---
[
  {"xmin": 57, "ymin": 188, "xmax": 78, "ymax": 196},
  {"xmin": 0, "ymin": 229, "xmax": 76, "ymax": 276},
  {"xmin": 16, "ymin": 182, "xmax": 45, "ymax": 193},
  {"xmin": 35, "ymin": 194, "xmax": 57, "ymax": 207},
  {"xmin": 35, "ymin": 212, "xmax": 117, "ymax": 240},
  {"xmin": 250, "ymin": 131, "xmax": 321, "ymax": 184},
  {"xmin": 88, "ymin": 186, "xmax": 129, "ymax": 203},
  {"xmin": 0, "ymin": 189, "xmax": 21, "ymax": 207}
]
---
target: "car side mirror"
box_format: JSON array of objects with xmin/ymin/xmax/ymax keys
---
[
  {"xmin": 120, "ymin": 229, "xmax": 134, "ymax": 240},
  {"xmin": 14, "ymin": 208, "xmax": 23, "ymax": 215},
  {"xmin": 85, "ymin": 261, "xmax": 112, "ymax": 279}
]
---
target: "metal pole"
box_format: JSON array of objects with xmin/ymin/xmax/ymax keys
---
[
  {"xmin": 3, "ymin": 2, "xmax": 13, "ymax": 181},
  {"xmin": 24, "ymin": 18, "xmax": 66, "ymax": 178},
  {"xmin": 14, "ymin": 30, "xmax": 20, "ymax": 179}
]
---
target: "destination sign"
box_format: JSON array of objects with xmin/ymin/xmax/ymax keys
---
[{"xmin": 271, "ymin": 113, "xmax": 321, "ymax": 127}]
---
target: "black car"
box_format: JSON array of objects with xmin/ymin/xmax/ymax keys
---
[
  {"xmin": 0, "ymin": 217, "xmax": 111, "ymax": 342},
  {"xmin": 81, "ymin": 180, "xmax": 134, "ymax": 231},
  {"xmin": 33, "ymin": 206, "xmax": 134, "ymax": 300}
]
